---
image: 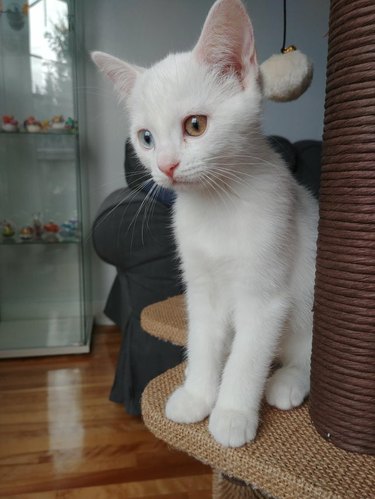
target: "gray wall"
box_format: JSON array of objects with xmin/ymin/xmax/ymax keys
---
[{"xmin": 82, "ymin": 0, "xmax": 329, "ymax": 320}]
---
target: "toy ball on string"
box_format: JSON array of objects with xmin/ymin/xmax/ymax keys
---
[
  {"xmin": 260, "ymin": 45, "xmax": 313, "ymax": 102},
  {"xmin": 259, "ymin": 0, "xmax": 313, "ymax": 102}
]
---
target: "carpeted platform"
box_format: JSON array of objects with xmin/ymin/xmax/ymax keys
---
[{"xmin": 141, "ymin": 296, "xmax": 375, "ymax": 499}]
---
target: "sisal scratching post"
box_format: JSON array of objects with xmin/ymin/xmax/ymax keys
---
[{"xmin": 310, "ymin": 0, "xmax": 375, "ymax": 455}]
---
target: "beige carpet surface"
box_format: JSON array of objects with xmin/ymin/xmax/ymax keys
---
[{"xmin": 142, "ymin": 363, "xmax": 375, "ymax": 499}]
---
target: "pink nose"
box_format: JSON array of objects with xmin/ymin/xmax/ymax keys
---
[{"xmin": 158, "ymin": 162, "xmax": 179, "ymax": 178}]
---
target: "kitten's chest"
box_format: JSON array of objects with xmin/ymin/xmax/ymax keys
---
[{"xmin": 173, "ymin": 194, "xmax": 255, "ymax": 263}]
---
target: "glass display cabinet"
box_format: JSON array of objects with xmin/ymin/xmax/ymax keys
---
[{"xmin": 0, "ymin": 0, "xmax": 92, "ymax": 357}]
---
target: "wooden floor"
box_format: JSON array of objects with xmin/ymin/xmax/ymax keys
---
[{"xmin": 0, "ymin": 326, "xmax": 212, "ymax": 498}]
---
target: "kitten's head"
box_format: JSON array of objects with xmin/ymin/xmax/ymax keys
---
[{"xmin": 92, "ymin": 0, "xmax": 261, "ymax": 191}]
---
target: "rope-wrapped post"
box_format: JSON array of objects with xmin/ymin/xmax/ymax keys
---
[{"xmin": 310, "ymin": 0, "xmax": 375, "ymax": 454}]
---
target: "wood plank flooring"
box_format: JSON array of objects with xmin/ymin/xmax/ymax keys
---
[{"xmin": 0, "ymin": 326, "xmax": 212, "ymax": 498}]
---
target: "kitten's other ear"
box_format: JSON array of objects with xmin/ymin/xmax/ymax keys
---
[
  {"xmin": 91, "ymin": 51, "xmax": 143, "ymax": 96},
  {"xmin": 193, "ymin": 0, "xmax": 257, "ymax": 82}
]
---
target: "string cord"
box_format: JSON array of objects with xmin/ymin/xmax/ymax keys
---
[{"xmin": 281, "ymin": 0, "xmax": 287, "ymax": 52}]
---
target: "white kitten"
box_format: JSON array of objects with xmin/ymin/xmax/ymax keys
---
[{"xmin": 92, "ymin": 0, "xmax": 318, "ymax": 447}]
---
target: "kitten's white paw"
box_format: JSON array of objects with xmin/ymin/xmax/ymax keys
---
[
  {"xmin": 165, "ymin": 386, "xmax": 212, "ymax": 424},
  {"xmin": 208, "ymin": 407, "xmax": 258, "ymax": 447},
  {"xmin": 266, "ymin": 367, "xmax": 309, "ymax": 410}
]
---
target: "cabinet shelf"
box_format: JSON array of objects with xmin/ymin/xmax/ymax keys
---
[
  {"xmin": 0, "ymin": 238, "xmax": 80, "ymax": 246},
  {"xmin": 1, "ymin": 131, "xmax": 78, "ymax": 137},
  {"xmin": 0, "ymin": 317, "xmax": 92, "ymax": 359}
]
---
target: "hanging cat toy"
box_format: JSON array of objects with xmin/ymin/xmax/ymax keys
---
[{"xmin": 260, "ymin": 0, "xmax": 313, "ymax": 102}]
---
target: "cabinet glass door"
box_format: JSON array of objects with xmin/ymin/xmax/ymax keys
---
[{"xmin": 0, "ymin": 0, "xmax": 92, "ymax": 357}]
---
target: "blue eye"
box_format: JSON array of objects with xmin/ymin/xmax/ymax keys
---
[{"xmin": 138, "ymin": 129, "xmax": 154, "ymax": 149}]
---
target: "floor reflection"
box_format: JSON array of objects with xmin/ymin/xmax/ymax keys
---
[{"xmin": 47, "ymin": 367, "xmax": 84, "ymax": 473}]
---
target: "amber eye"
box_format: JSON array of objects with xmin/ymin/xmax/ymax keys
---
[{"xmin": 184, "ymin": 115, "xmax": 207, "ymax": 137}]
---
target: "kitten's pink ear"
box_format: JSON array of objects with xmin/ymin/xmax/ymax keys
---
[
  {"xmin": 194, "ymin": 0, "xmax": 257, "ymax": 82},
  {"xmin": 91, "ymin": 51, "xmax": 143, "ymax": 96}
]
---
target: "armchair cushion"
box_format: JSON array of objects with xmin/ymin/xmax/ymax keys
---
[{"xmin": 92, "ymin": 188, "xmax": 183, "ymax": 414}]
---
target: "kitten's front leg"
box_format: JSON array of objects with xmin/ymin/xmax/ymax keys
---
[
  {"xmin": 165, "ymin": 284, "xmax": 229, "ymax": 424},
  {"xmin": 209, "ymin": 294, "xmax": 289, "ymax": 447}
]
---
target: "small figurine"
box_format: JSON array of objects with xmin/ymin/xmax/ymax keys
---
[
  {"xmin": 60, "ymin": 218, "xmax": 79, "ymax": 240},
  {"xmin": 41, "ymin": 119, "xmax": 50, "ymax": 131},
  {"xmin": 2, "ymin": 115, "xmax": 19, "ymax": 132},
  {"xmin": 43, "ymin": 221, "xmax": 60, "ymax": 242},
  {"xmin": 24, "ymin": 116, "xmax": 41, "ymax": 133},
  {"xmin": 32, "ymin": 213, "xmax": 43, "ymax": 239},
  {"xmin": 64, "ymin": 117, "xmax": 78, "ymax": 132},
  {"xmin": 1, "ymin": 220, "xmax": 16, "ymax": 240},
  {"xmin": 19, "ymin": 225, "xmax": 34, "ymax": 241},
  {"xmin": 50, "ymin": 115, "xmax": 65, "ymax": 131}
]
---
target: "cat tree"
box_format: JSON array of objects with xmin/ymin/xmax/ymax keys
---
[
  {"xmin": 140, "ymin": 0, "xmax": 375, "ymax": 496},
  {"xmin": 141, "ymin": 295, "xmax": 374, "ymax": 498}
]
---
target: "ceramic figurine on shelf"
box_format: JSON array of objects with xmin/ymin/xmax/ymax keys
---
[
  {"xmin": 64, "ymin": 117, "xmax": 78, "ymax": 132},
  {"xmin": 2, "ymin": 115, "xmax": 19, "ymax": 132},
  {"xmin": 32, "ymin": 213, "xmax": 43, "ymax": 240},
  {"xmin": 50, "ymin": 115, "xmax": 65, "ymax": 131},
  {"xmin": 41, "ymin": 119, "xmax": 50, "ymax": 132},
  {"xmin": 24, "ymin": 116, "xmax": 41, "ymax": 133},
  {"xmin": 43, "ymin": 221, "xmax": 60, "ymax": 242},
  {"xmin": 1, "ymin": 220, "xmax": 16, "ymax": 240},
  {"xmin": 19, "ymin": 226, "xmax": 34, "ymax": 241},
  {"xmin": 60, "ymin": 218, "xmax": 79, "ymax": 240}
]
